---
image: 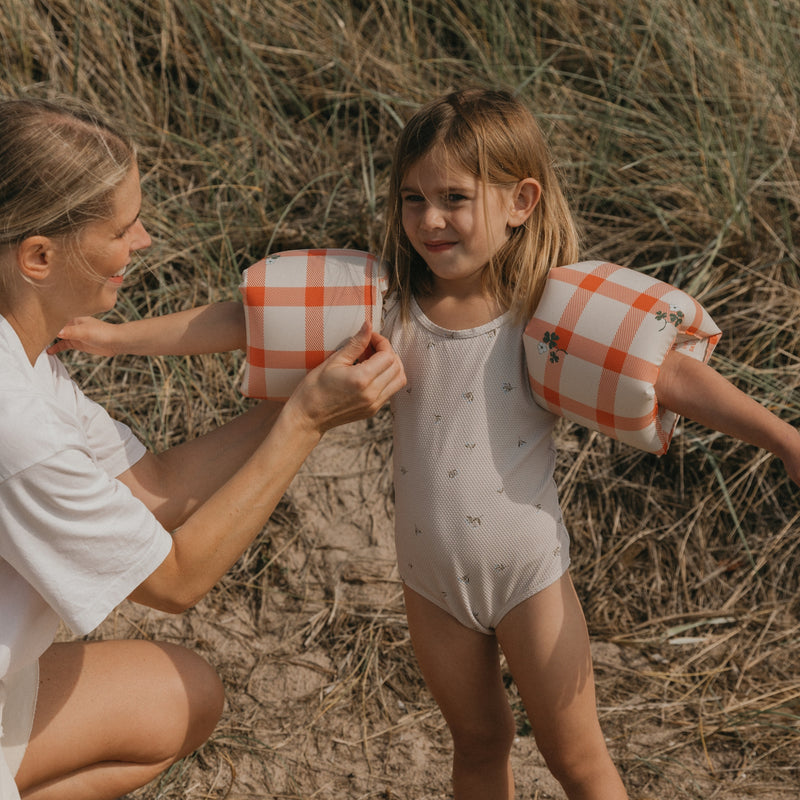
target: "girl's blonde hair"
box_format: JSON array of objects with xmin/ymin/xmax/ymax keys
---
[
  {"xmin": 383, "ymin": 88, "xmax": 579, "ymax": 322},
  {"xmin": 0, "ymin": 97, "xmax": 135, "ymax": 287}
]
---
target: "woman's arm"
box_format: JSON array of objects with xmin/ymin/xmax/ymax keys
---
[
  {"xmin": 655, "ymin": 350, "xmax": 800, "ymax": 485},
  {"xmin": 48, "ymin": 301, "xmax": 246, "ymax": 356},
  {"xmin": 121, "ymin": 323, "xmax": 406, "ymax": 613}
]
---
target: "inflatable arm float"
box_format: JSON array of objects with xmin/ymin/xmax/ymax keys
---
[{"xmin": 240, "ymin": 251, "xmax": 720, "ymax": 455}]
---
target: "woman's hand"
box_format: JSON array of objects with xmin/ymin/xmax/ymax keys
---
[
  {"xmin": 47, "ymin": 316, "xmax": 120, "ymax": 356},
  {"xmin": 285, "ymin": 322, "xmax": 406, "ymax": 434}
]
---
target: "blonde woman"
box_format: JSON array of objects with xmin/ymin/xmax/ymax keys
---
[{"xmin": 0, "ymin": 97, "xmax": 405, "ymax": 800}]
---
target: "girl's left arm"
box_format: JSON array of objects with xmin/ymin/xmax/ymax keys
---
[
  {"xmin": 655, "ymin": 351, "xmax": 800, "ymax": 486},
  {"xmin": 48, "ymin": 301, "xmax": 246, "ymax": 357}
]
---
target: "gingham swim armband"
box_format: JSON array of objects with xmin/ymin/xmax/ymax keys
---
[
  {"xmin": 523, "ymin": 261, "xmax": 722, "ymax": 455},
  {"xmin": 239, "ymin": 249, "xmax": 388, "ymax": 400}
]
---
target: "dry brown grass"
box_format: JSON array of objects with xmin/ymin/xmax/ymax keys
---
[{"xmin": 3, "ymin": 0, "xmax": 799, "ymax": 797}]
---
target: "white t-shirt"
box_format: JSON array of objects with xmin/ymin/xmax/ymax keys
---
[{"xmin": 0, "ymin": 315, "xmax": 173, "ymax": 683}]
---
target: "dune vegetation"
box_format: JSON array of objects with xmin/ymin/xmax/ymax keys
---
[{"xmin": 2, "ymin": 1, "xmax": 798, "ymax": 797}]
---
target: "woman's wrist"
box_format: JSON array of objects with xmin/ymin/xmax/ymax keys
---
[{"xmin": 275, "ymin": 396, "xmax": 326, "ymax": 446}]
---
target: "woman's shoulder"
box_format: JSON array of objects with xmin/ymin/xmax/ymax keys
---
[
  {"xmin": 0, "ymin": 397, "xmax": 66, "ymax": 484},
  {"xmin": 0, "ymin": 353, "xmax": 87, "ymax": 482}
]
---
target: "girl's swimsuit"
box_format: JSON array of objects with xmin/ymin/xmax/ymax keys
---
[{"xmin": 385, "ymin": 298, "xmax": 570, "ymax": 634}]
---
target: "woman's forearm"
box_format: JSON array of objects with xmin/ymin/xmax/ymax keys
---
[
  {"xmin": 121, "ymin": 399, "xmax": 286, "ymax": 531},
  {"xmin": 124, "ymin": 326, "xmax": 406, "ymax": 612}
]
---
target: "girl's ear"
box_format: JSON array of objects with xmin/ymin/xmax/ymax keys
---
[
  {"xmin": 508, "ymin": 178, "xmax": 542, "ymax": 228},
  {"xmin": 16, "ymin": 236, "xmax": 57, "ymax": 282}
]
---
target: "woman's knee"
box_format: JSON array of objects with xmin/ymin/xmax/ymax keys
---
[
  {"xmin": 18, "ymin": 640, "xmax": 224, "ymax": 791},
  {"xmin": 157, "ymin": 642, "xmax": 225, "ymax": 754},
  {"xmin": 87, "ymin": 640, "xmax": 224, "ymax": 761}
]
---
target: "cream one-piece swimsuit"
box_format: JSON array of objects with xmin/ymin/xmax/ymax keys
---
[{"xmin": 385, "ymin": 297, "xmax": 571, "ymax": 635}]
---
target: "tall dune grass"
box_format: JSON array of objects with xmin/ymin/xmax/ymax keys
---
[{"xmin": 2, "ymin": 0, "xmax": 798, "ymax": 797}]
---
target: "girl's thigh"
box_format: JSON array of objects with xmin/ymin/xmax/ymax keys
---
[
  {"xmin": 494, "ymin": 572, "xmax": 604, "ymax": 758},
  {"xmin": 403, "ymin": 585, "xmax": 514, "ymax": 742},
  {"xmin": 15, "ymin": 639, "xmax": 224, "ymax": 792}
]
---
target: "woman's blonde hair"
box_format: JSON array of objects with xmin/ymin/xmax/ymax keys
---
[
  {"xmin": 383, "ymin": 88, "xmax": 579, "ymax": 322},
  {"xmin": 0, "ymin": 97, "xmax": 135, "ymax": 285}
]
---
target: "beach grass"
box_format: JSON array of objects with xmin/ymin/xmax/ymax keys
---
[{"xmin": 1, "ymin": 0, "xmax": 798, "ymax": 796}]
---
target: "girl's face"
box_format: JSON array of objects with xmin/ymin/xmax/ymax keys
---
[
  {"xmin": 400, "ymin": 151, "xmax": 520, "ymax": 297},
  {"xmin": 68, "ymin": 164, "xmax": 151, "ymax": 316}
]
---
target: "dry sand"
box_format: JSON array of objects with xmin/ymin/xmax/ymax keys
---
[{"xmin": 76, "ymin": 413, "xmax": 799, "ymax": 799}]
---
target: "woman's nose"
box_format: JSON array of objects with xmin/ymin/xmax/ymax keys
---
[{"xmin": 130, "ymin": 220, "xmax": 152, "ymax": 251}]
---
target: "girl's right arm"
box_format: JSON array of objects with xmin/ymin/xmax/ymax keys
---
[{"xmin": 48, "ymin": 301, "xmax": 246, "ymax": 356}]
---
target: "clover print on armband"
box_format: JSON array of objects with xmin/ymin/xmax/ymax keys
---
[
  {"xmin": 537, "ymin": 331, "xmax": 567, "ymax": 364},
  {"xmin": 655, "ymin": 304, "xmax": 685, "ymax": 331}
]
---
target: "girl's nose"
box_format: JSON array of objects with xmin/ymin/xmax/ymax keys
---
[{"xmin": 421, "ymin": 203, "xmax": 446, "ymax": 230}]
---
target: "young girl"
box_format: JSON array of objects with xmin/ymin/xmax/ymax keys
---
[
  {"xmin": 377, "ymin": 88, "xmax": 799, "ymax": 800},
  {"xmin": 380, "ymin": 88, "xmax": 627, "ymax": 800},
  {"xmin": 55, "ymin": 90, "xmax": 800, "ymax": 800}
]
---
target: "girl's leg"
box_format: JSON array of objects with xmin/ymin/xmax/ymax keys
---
[
  {"xmin": 403, "ymin": 585, "xmax": 515, "ymax": 800},
  {"xmin": 15, "ymin": 639, "xmax": 224, "ymax": 800},
  {"xmin": 495, "ymin": 572, "xmax": 627, "ymax": 800}
]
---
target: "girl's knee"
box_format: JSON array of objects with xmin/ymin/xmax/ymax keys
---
[
  {"xmin": 538, "ymin": 736, "xmax": 618, "ymax": 794},
  {"xmin": 450, "ymin": 714, "xmax": 516, "ymax": 765}
]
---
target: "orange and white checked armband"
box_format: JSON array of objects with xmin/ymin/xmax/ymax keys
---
[
  {"xmin": 239, "ymin": 249, "xmax": 388, "ymax": 400},
  {"xmin": 523, "ymin": 261, "xmax": 722, "ymax": 455}
]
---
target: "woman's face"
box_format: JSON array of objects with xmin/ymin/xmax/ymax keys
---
[{"xmin": 68, "ymin": 164, "xmax": 151, "ymax": 316}]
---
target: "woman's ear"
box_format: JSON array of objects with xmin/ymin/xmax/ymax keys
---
[
  {"xmin": 508, "ymin": 178, "xmax": 542, "ymax": 228},
  {"xmin": 16, "ymin": 236, "xmax": 57, "ymax": 282}
]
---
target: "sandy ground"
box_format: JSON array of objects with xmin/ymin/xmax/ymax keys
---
[{"xmin": 78, "ymin": 415, "xmax": 799, "ymax": 800}]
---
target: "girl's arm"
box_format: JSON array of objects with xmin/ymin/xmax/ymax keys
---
[
  {"xmin": 48, "ymin": 301, "xmax": 246, "ymax": 356},
  {"xmin": 655, "ymin": 350, "xmax": 800, "ymax": 486}
]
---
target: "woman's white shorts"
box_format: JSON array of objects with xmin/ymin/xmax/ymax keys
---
[{"xmin": 0, "ymin": 661, "xmax": 39, "ymax": 799}]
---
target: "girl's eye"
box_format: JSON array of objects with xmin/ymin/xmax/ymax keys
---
[
  {"xmin": 446, "ymin": 193, "xmax": 467, "ymax": 204},
  {"xmin": 401, "ymin": 193, "xmax": 424, "ymax": 204}
]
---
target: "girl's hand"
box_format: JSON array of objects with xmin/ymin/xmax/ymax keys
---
[
  {"xmin": 778, "ymin": 429, "xmax": 800, "ymax": 488},
  {"xmin": 285, "ymin": 322, "xmax": 406, "ymax": 434},
  {"xmin": 47, "ymin": 316, "xmax": 120, "ymax": 356}
]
